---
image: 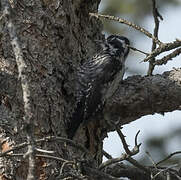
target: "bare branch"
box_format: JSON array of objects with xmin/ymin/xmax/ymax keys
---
[
  {"xmin": 102, "ymin": 150, "xmax": 113, "ymax": 159},
  {"xmin": 147, "ymin": 0, "xmax": 163, "ymax": 75},
  {"xmin": 143, "ymin": 40, "xmax": 181, "ymax": 62},
  {"xmin": 116, "ymin": 129, "xmax": 148, "ymax": 174},
  {"xmin": 99, "ymin": 129, "xmax": 141, "ymax": 170},
  {"xmin": 35, "ymin": 148, "xmax": 54, "ymax": 154},
  {"xmin": 60, "ymin": 161, "xmax": 74, "ymax": 175},
  {"xmin": 154, "ymin": 48, "xmax": 181, "ymax": 65},
  {"xmin": 135, "ymin": 130, "xmax": 140, "ymax": 146},
  {"xmin": 115, "ymin": 127, "xmax": 131, "ymax": 155},
  {"xmin": 36, "ymin": 136, "xmax": 91, "ymax": 156},
  {"xmin": 0, "ymin": 136, "xmax": 91, "ymax": 158},
  {"xmin": 89, "ymin": 12, "xmax": 181, "ymax": 70},
  {"xmin": 126, "ymin": 157, "xmax": 150, "ymax": 174},
  {"xmin": 99, "ymin": 153, "xmax": 129, "ymax": 170},
  {"xmin": 129, "ymin": 46, "xmax": 149, "ymax": 56},
  {"xmin": 0, "ymin": 141, "xmax": 28, "ymax": 157},
  {"xmin": 6, "ymin": 153, "xmax": 73, "ymax": 163},
  {"xmin": 156, "ymin": 151, "xmax": 181, "ymax": 166},
  {"xmin": 146, "ymin": 151, "xmax": 157, "ymax": 169},
  {"xmin": 89, "ymin": 13, "xmax": 163, "ymax": 45},
  {"xmin": 153, "ymin": 164, "xmax": 179, "ymax": 180}
]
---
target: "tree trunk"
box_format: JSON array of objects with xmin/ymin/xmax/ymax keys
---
[{"xmin": 0, "ymin": 0, "xmax": 102, "ymax": 179}]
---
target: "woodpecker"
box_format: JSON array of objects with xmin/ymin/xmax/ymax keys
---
[{"xmin": 67, "ymin": 35, "xmax": 130, "ymax": 139}]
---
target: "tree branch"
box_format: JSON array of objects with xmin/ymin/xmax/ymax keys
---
[
  {"xmin": 147, "ymin": 0, "xmax": 163, "ymax": 75},
  {"xmin": 104, "ymin": 163, "xmax": 180, "ymax": 180},
  {"xmin": 154, "ymin": 48, "xmax": 181, "ymax": 65},
  {"xmin": 89, "ymin": 13, "xmax": 162, "ymax": 45},
  {"xmin": 104, "ymin": 68, "xmax": 181, "ymax": 132},
  {"xmin": 83, "ymin": 166, "xmax": 120, "ymax": 180}
]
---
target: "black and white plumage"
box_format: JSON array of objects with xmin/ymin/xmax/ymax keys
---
[{"xmin": 67, "ymin": 35, "xmax": 130, "ymax": 139}]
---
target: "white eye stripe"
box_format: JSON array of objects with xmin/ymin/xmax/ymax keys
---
[
  {"xmin": 116, "ymin": 39, "xmax": 127, "ymax": 48},
  {"xmin": 117, "ymin": 38, "xmax": 124, "ymax": 43}
]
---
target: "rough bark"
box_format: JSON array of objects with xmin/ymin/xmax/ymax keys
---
[
  {"xmin": 0, "ymin": 0, "xmax": 102, "ymax": 179},
  {"xmin": 0, "ymin": 0, "xmax": 181, "ymax": 179},
  {"xmin": 103, "ymin": 69, "xmax": 181, "ymax": 132}
]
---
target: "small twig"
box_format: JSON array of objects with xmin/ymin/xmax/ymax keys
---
[
  {"xmin": 99, "ymin": 128, "xmax": 141, "ymax": 170},
  {"xmin": 88, "ymin": 12, "xmax": 181, "ymax": 71},
  {"xmin": 89, "ymin": 13, "xmax": 163, "ymax": 46},
  {"xmin": 116, "ymin": 128, "xmax": 141, "ymax": 156},
  {"xmin": 6, "ymin": 153, "xmax": 74, "ymax": 163},
  {"xmin": 0, "ymin": 136, "xmax": 91, "ymax": 159},
  {"xmin": 146, "ymin": 151, "xmax": 157, "ymax": 169},
  {"xmin": 135, "ymin": 130, "xmax": 140, "ymax": 146},
  {"xmin": 102, "ymin": 150, "xmax": 113, "ymax": 159},
  {"xmin": 126, "ymin": 157, "xmax": 150, "ymax": 174},
  {"xmin": 99, "ymin": 152, "xmax": 129, "ymax": 170},
  {"xmin": 122, "ymin": 131, "xmax": 149, "ymax": 174},
  {"xmin": 173, "ymin": 174, "xmax": 181, "ymax": 180},
  {"xmin": 156, "ymin": 151, "xmax": 181, "ymax": 166},
  {"xmin": 143, "ymin": 40, "xmax": 181, "ymax": 62},
  {"xmin": 36, "ymin": 136, "xmax": 91, "ymax": 155},
  {"xmin": 60, "ymin": 161, "xmax": 73, "ymax": 175},
  {"xmin": 129, "ymin": 46, "xmax": 149, "ymax": 56},
  {"xmin": 35, "ymin": 148, "xmax": 54, "ymax": 154},
  {"xmin": 115, "ymin": 127, "xmax": 131, "ymax": 155},
  {"xmin": 0, "ymin": 141, "xmax": 28, "ymax": 157},
  {"xmin": 148, "ymin": 0, "xmax": 163, "ymax": 75},
  {"xmin": 154, "ymin": 48, "xmax": 181, "ymax": 66},
  {"xmin": 153, "ymin": 164, "xmax": 179, "ymax": 180},
  {"xmin": 36, "ymin": 154, "xmax": 74, "ymax": 163}
]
